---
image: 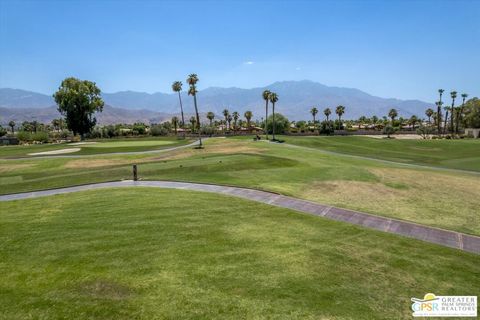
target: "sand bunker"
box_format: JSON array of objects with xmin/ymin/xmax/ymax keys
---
[
  {"xmin": 69, "ymin": 142, "xmax": 97, "ymax": 146},
  {"xmin": 29, "ymin": 148, "xmax": 81, "ymax": 156}
]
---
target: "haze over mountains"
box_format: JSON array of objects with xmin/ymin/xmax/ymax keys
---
[{"xmin": 0, "ymin": 80, "xmax": 431, "ymax": 125}]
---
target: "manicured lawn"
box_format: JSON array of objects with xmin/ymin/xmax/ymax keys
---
[
  {"xmin": 282, "ymin": 136, "xmax": 480, "ymax": 172},
  {"xmin": 1, "ymin": 188, "xmax": 478, "ymax": 319},
  {"xmin": 1, "ymin": 138, "xmax": 479, "ymax": 235},
  {"xmin": 0, "ymin": 137, "xmax": 191, "ymax": 158}
]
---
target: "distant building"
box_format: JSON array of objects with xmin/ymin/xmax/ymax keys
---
[{"xmin": 465, "ymin": 128, "xmax": 480, "ymax": 138}]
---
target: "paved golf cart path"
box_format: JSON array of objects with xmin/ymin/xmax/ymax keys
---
[
  {"xmin": 1, "ymin": 180, "xmax": 479, "ymax": 254},
  {"xmin": 1, "ymin": 139, "xmax": 202, "ymax": 160}
]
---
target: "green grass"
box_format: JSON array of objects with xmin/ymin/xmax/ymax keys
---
[
  {"xmin": 281, "ymin": 136, "xmax": 480, "ymax": 171},
  {"xmin": 0, "ymin": 137, "xmax": 192, "ymax": 158},
  {"xmin": 1, "ymin": 188, "xmax": 478, "ymax": 319},
  {"xmin": 1, "ymin": 138, "xmax": 479, "ymax": 235}
]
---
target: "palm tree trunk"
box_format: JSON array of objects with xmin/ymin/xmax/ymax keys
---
[
  {"xmin": 272, "ymin": 102, "xmax": 276, "ymax": 141},
  {"xmin": 450, "ymin": 105, "xmax": 455, "ymax": 136},
  {"xmin": 443, "ymin": 111, "xmax": 448, "ymax": 135},
  {"xmin": 193, "ymin": 94, "xmax": 202, "ymax": 147},
  {"xmin": 178, "ymin": 92, "xmax": 186, "ymax": 138},
  {"xmin": 265, "ymin": 100, "xmax": 269, "ymax": 140}
]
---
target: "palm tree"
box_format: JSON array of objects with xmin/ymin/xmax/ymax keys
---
[
  {"xmin": 244, "ymin": 111, "xmax": 253, "ymax": 131},
  {"xmin": 172, "ymin": 81, "xmax": 186, "ymax": 138},
  {"xmin": 335, "ymin": 105, "xmax": 345, "ymax": 129},
  {"xmin": 388, "ymin": 108, "xmax": 398, "ymax": 124},
  {"xmin": 425, "ymin": 108, "xmax": 434, "ymax": 124},
  {"xmin": 324, "ymin": 108, "xmax": 331, "ymax": 121},
  {"xmin": 232, "ymin": 111, "xmax": 239, "ymax": 134},
  {"xmin": 310, "ymin": 107, "xmax": 318, "ymax": 127},
  {"xmin": 443, "ymin": 105, "xmax": 450, "ymax": 134},
  {"xmin": 8, "ymin": 120, "xmax": 15, "ymax": 134},
  {"xmin": 456, "ymin": 93, "xmax": 468, "ymax": 134},
  {"xmin": 409, "ymin": 115, "xmax": 419, "ymax": 130},
  {"xmin": 269, "ymin": 92, "xmax": 279, "ymax": 140},
  {"xmin": 227, "ymin": 114, "xmax": 232, "ymax": 131},
  {"xmin": 171, "ymin": 116, "xmax": 179, "ymax": 135},
  {"xmin": 449, "ymin": 91, "xmax": 457, "ymax": 135},
  {"xmin": 222, "ymin": 109, "xmax": 230, "ymax": 132},
  {"xmin": 262, "ymin": 90, "xmax": 271, "ymax": 139},
  {"xmin": 186, "ymin": 74, "xmax": 202, "ymax": 147},
  {"xmin": 189, "ymin": 116, "xmax": 196, "ymax": 133},
  {"xmin": 437, "ymin": 89, "xmax": 444, "ymax": 134},
  {"xmin": 206, "ymin": 111, "xmax": 215, "ymax": 126}
]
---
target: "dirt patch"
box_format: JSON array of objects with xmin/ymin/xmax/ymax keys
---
[
  {"xmin": 360, "ymin": 134, "xmax": 424, "ymax": 140},
  {"xmin": 29, "ymin": 148, "xmax": 81, "ymax": 156},
  {"xmin": 64, "ymin": 159, "xmax": 134, "ymax": 169},
  {"xmin": 79, "ymin": 279, "xmax": 132, "ymax": 300},
  {"xmin": 0, "ymin": 163, "xmax": 34, "ymax": 173}
]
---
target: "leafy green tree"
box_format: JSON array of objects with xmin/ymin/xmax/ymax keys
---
[
  {"xmin": 0, "ymin": 125, "xmax": 7, "ymax": 137},
  {"xmin": 269, "ymin": 92, "xmax": 279, "ymax": 140},
  {"xmin": 388, "ymin": 108, "xmax": 398, "ymax": 124},
  {"xmin": 206, "ymin": 112, "xmax": 215, "ymax": 125},
  {"xmin": 319, "ymin": 120, "xmax": 335, "ymax": 135},
  {"xmin": 409, "ymin": 115, "xmax": 419, "ymax": 130},
  {"xmin": 187, "ymin": 74, "xmax": 202, "ymax": 147},
  {"xmin": 262, "ymin": 90, "xmax": 271, "ymax": 139},
  {"xmin": 324, "ymin": 108, "xmax": 331, "ymax": 121},
  {"xmin": 244, "ymin": 110, "xmax": 253, "ymax": 129},
  {"xmin": 266, "ymin": 113, "xmax": 289, "ymax": 135},
  {"xmin": 358, "ymin": 115, "xmax": 367, "ymax": 129},
  {"xmin": 463, "ymin": 97, "xmax": 480, "ymax": 128},
  {"xmin": 53, "ymin": 77, "xmax": 104, "ymax": 139},
  {"xmin": 8, "ymin": 120, "xmax": 15, "ymax": 134},
  {"xmin": 425, "ymin": 108, "xmax": 434, "ymax": 124},
  {"xmin": 172, "ymin": 81, "xmax": 186, "ymax": 137},
  {"xmin": 456, "ymin": 93, "xmax": 468, "ymax": 133},
  {"xmin": 335, "ymin": 105, "xmax": 345, "ymax": 129},
  {"xmin": 383, "ymin": 124, "xmax": 395, "ymax": 138}
]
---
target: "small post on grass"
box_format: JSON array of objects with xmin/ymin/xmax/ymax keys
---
[{"xmin": 133, "ymin": 164, "xmax": 138, "ymax": 181}]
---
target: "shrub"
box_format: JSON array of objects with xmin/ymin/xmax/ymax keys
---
[
  {"xmin": 150, "ymin": 125, "xmax": 169, "ymax": 136},
  {"xmin": 0, "ymin": 125, "xmax": 7, "ymax": 137},
  {"xmin": 319, "ymin": 120, "xmax": 335, "ymax": 135},
  {"xmin": 382, "ymin": 125, "xmax": 396, "ymax": 138}
]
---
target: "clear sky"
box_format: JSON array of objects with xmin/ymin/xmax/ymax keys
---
[{"xmin": 0, "ymin": 0, "xmax": 479, "ymax": 102}]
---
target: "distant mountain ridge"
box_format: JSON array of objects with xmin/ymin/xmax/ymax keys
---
[{"xmin": 0, "ymin": 81, "xmax": 432, "ymax": 124}]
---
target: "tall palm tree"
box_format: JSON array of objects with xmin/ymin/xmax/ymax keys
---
[
  {"xmin": 8, "ymin": 120, "xmax": 15, "ymax": 134},
  {"xmin": 456, "ymin": 93, "xmax": 468, "ymax": 134},
  {"xmin": 437, "ymin": 89, "xmax": 444, "ymax": 134},
  {"xmin": 449, "ymin": 91, "xmax": 457, "ymax": 135},
  {"xmin": 172, "ymin": 81, "xmax": 186, "ymax": 138},
  {"xmin": 425, "ymin": 108, "xmax": 434, "ymax": 124},
  {"xmin": 232, "ymin": 111, "xmax": 239, "ymax": 134},
  {"xmin": 222, "ymin": 109, "xmax": 230, "ymax": 132},
  {"xmin": 324, "ymin": 108, "xmax": 331, "ymax": 121},
  {"xmin": 186, "ymin": 74, "xmax": 202, "ymax": 147},
  {"xmin": 206, "ymin": 112, "xmax": 215, "ymax": 126},
  {"xmin": 262, "ymin": 90, "xmax": 271, "ymax": 139},
  {"xmin": 388, "ymin": 108, "xmax": 398, "ymax": 124},
  {"xmin": 244, "ymin": 110, "xmax": 253, "ymax": 129},
  {"xmin": 171, "ymin": 116, "xmax": 179, "ymax": 135},
  {"xmin": 269, "ymin": 92, "xmax": 279, "ymax": 140},
  {"xmin": 310, "ymin": 107, "xmax": 318, "ymax": 126},
  {"xmin": 335, "ymin": 105, "xmax": 345, "ymax": 129},
  {"xmin": 227, "ymin": 114, "xmax": 232, "ymax": 131}
]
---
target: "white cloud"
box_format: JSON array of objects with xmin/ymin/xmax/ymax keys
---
[{"xmin": 243, "ymin": 61, "xmax": 254, "ymax": 65}]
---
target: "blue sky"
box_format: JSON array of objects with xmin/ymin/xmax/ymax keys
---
[{"xmin": 0, "ymin": 0, "xmax": 479, "ymax": 101}]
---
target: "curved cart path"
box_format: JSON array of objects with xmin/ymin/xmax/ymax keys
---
[{"xmin": 1, "ymin": 180, "xmax": 479, "ymax": 254}]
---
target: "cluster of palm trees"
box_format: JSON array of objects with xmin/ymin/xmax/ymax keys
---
[
  {"xmin": 431, "ymin": 89, "xmax": 468, "ymax": 135},
  {"xmin": 261, "ymin": 90, "xmax": 279, "ymax": 140},
  {"xmin": 308, "ymin": 106, "xmax": 345, "ymax": 129},
  {"xmin": 217, "ymin": 109, "xmax": 254, "ymax": 134},
  {"xmin": 172, "ymin": 74, "xmax": 202, "ymax": 147}
]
